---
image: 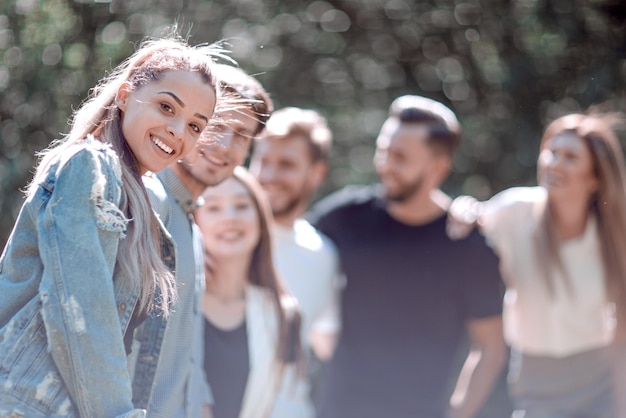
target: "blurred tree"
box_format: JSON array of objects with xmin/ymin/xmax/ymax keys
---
[
  {"xmin": 1, "ymin": 0, "xmax": 624, "ymax": 251},
  {"xmin": 0, "ymin": 1, "xmax": 624, "ymax": 416}
]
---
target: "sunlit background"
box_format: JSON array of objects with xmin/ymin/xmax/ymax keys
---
[{"xmin": 1, "ymin": 0, "xmax": 625, "ymax": 250}]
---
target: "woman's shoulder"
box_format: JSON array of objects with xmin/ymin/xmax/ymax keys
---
[
  {"xmin": 481, "ymin": 187, "xmax": 545, "ymax": 239},
  {"xmin": 246, "ymin": 285, "xmax": 278, "ymax": 305},
  {"xmin": 33, "ymin": 137, "xmax": 121, "ymax": 185},
  {"xmin": 246, "ymin": 285, "xmax": 272, "ymax": 304},
  {"xmin": 246, "ymin": 286, "xmax": 299, "ymax": 321},
  {"xmin": 30, "ymin": 138, "xmax": 122, "ymax": 193},
  {"xmin": 63, "ymin": 137, "xmax": 122, "ymax": 175},
  {"xmin": 487, "ymin": 186, "xmax": 546, "ymax": 213}
]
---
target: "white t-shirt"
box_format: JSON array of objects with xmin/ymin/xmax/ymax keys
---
[
  {"xmin": 272, "ymin": 219, "xmax": 342, "ymax": 339},
  {"xmin": 481, "ymin": 186, "xmax": 615, "ymax": 357},
  {"xmin": 269, "ymin": 219, "xmax": 342, "ymax": 418}
]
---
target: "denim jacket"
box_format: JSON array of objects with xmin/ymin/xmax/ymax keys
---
[{"xmin": 0, "ymin": 139, "xmax": 146, "ymax": 418}]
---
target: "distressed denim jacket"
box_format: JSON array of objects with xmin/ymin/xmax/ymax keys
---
[{"xmin": 0, "ymin": 139, "xmax": 146, "ymax": 418}]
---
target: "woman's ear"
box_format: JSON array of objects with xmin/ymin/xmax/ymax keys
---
[{"xmin": 115, "ymin": 82, "xmax": 132, "ymax": 111}]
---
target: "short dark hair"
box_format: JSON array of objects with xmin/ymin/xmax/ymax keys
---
[{"xmin": 390, "ymin": 95, "xmax": 461, "ymax": 157}]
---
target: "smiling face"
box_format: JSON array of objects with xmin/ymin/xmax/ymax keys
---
[
  {"xmin": 249, "ymin": 135, "xmax": 325, "ymax": 223},
  {"xmin": 116, "ymin": 69, "xmax": 216, "ymax": 175},
  {"xmin": 538, "ymin": 131, "xmax": 598, "ymax": 203},
  {"xmin": 195, "ymin": 177, "xmax": 260, "ymax": 261},
  {"xmin": 374, "ymin": 119, "xmax": 448, "ymax": 202},
  {"xmin": 177, "ymin": 105, "xmax": 259, "ymax": 189}
]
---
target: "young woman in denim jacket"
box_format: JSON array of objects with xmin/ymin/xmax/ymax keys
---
[{"xmin": 0, "ymin": 37, "xmax": 219, "ymax": 417}]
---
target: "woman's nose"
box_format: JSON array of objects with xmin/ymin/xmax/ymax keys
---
[
  {"xmin": 167, "ymin": 118, "xmax": 186, "ymax": 141},
  {"xmin": 222, "ymin": 204, "xmax": 239, "ymax": 219}
]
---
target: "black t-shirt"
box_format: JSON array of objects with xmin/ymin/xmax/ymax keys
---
[
  {"xmin": 203, "ymin": 318, "xmax": 249, "ymax": 418},
  {"xmin": 309, "ymin": 185, "xmax": 504, "ymax": 418}
]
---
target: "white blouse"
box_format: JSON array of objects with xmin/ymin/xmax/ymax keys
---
[{"xmin": 481, "ymin": 187, "xmax": 615, "ymax": 357}]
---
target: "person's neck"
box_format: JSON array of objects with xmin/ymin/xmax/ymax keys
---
[
  {"xmin": 273, "ymin": 210, "xmax": 302, "ymax": 229},
  {"xmin": 169, "ymin": 162, "xmax": 205, "ymax": 200},
  {"xmin": 550, "ymin": 197, "xmax": 590, "ymax": 241},
  {"xmin": 206, "ymin": 257, "xmax": 249, "ymax": 301},
  {"xmin": 386, "ymin": 188, "xmax": 448, "ymax": 225}
]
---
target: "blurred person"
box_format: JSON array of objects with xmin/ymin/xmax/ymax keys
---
[
  {"xmin": 0, "ymin": 37, "xmax": 219, "ymax": 417},
  {"xmin": 308, "ymin": 95, "xmax": 507, "ymax": 418},
  {"xmin": 128, "ymin": 63, "xmax": 273, "ymax": 418},
  {"xmin": 194, "ymin": 166, "xmax": 302, "ymax": 418},
  {"xmin": 249, "ymin": 107, "xmax": 342, "ymax": 417},
  {"xmin": 448, "ymin": 111, "xmax": 626, "ymax": 418}
]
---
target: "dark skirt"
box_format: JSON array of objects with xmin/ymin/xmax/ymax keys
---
[{"xmin": 508, "ymin": 346, "xmax": 615, "ymax": 418}]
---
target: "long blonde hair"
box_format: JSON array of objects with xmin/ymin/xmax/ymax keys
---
[
  {"xmin": 30, "ymin": 36, "xmax": 222, "ymax": 316},
  {"xmin": 535, "ymin": 112, "xmax": 626, "ymax": 306}
]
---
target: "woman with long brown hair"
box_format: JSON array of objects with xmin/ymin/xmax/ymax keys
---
[
  {"xmin": 450, "ymin": 111, "xmax": 626, "ymax": 417},
  {"xmin": 194, "ymin": 166, "xmax": 302, "ymax": 418}
]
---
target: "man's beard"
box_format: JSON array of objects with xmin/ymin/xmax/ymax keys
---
[
  {"xmin": 271, "ymin": 189, "xmax": 311, "ymax": 220},
  {"xmin": 384, "ymin": 176, "xmax": 425, "ymax": 203},
  {"xmin": 177, "ymin": 158, "xmax": 226, "ymax": 188}
]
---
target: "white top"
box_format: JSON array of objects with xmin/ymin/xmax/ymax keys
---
[
  {"xmin": 240, "ymin": 285, "xmax": 292, "ymax": 418},
  {"xmin": 272, "ymin": 219, "xmax": 342, "ymax": 339},
  {"xmin": 269, "ymin": 219, "xmax": 342, "ymax": 418},
  {"xmin": 481, "ymin": 187, "xmax": 615, "ymax": 357}
]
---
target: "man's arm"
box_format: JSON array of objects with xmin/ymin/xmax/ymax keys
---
[
  {"xmin": 448, "ymin": 315, "xmax": 507, "ymax": 418},
  {"xmin": 309, "ymin": 300, "xmax": 341, "ymax": 361},
  {"xmin": 309, "ymin": 265, "xmax": 344, "ymax": 361}
]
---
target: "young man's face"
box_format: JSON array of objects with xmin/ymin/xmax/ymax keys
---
[
  {"xmin": 249, "ymin": 135, "xmax": 324, "ymax": 221},
  {"xmin": 178, "ymin": 106, "xmax": 258, "ymax": 187},
  {"xmin": 374, "ymin": 120, "xmax": 447, "ymax": 202}
]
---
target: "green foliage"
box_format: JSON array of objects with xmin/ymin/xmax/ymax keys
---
[{"xmin": 1, "ymin": 0, "xmax": 625, "ymax": 250}]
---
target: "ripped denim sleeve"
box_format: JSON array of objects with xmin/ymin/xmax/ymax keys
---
[
  {"xmin": 89, "ymin": 154, "xmax": 128, "ymax": 237},
  {"xmin": 35, "ymin": 144, "xmax": 139, "ymax": 417}
]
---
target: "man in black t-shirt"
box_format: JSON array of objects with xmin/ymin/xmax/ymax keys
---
[{"xmin": 308, "ymin": 95, "xmax": 506, "ymax": 418}]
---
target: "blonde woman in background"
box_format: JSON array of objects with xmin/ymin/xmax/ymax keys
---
[{"xmin": 450, "ymin": 111, "xmax": 626, "ymax": 417}]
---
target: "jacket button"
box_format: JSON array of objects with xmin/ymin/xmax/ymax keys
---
[{"xmin": 118, "ymin": 302, "xmax": 127, "ymax": 313}]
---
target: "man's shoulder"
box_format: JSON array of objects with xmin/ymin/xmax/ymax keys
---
[
  {"xmin": 143, "ymin": 172, "xmax": 168, "ymax": 201},
  {"xmin": 141, "ymin": 173, "xmax": 178, "ymax": 226},
  {"xmin": 308, "ymin": 184, "xmax": 381, "ymax": 222},
  {"xmin": 447, "ymin": 221, "xmax": 495, "ymax": 252},
  {"xmin": 292, "ymin": 219, "xmax": 338, "ymax": 256}
]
